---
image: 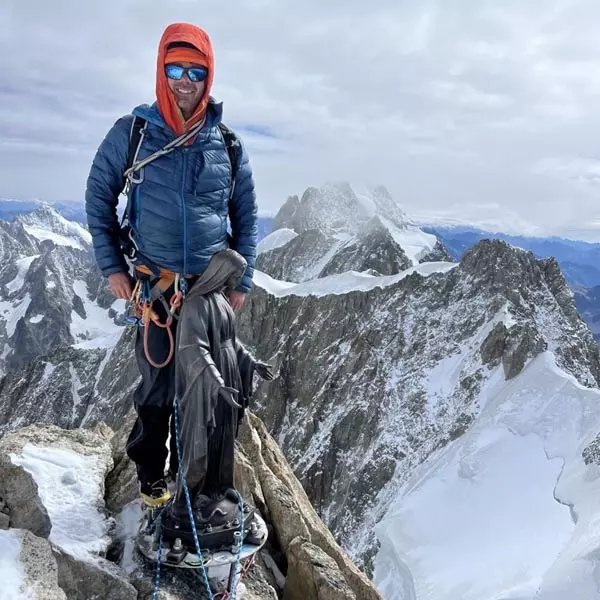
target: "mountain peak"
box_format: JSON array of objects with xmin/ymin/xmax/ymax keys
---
[
  {"xmin": 272, "ymin": 182, "xmax": 410, "ymax": 236},
  {"xmin": 15, "ymin": 204, "xmax": 91, "ymax": 251}
]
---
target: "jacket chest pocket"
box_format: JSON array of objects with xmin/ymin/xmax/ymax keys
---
[{"xmin": 192, "ymin": 152, "xmax": 230, "ymax": 210}]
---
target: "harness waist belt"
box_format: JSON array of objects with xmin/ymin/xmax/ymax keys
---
[{"xmin": 135, "ymin": 264, "xmax": 197, "ymax": 292}]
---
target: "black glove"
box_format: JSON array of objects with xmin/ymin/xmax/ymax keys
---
[
  {"xmin": 218, "ymin": 386, "xmax": 242, "ymax": 409},
  {"xmin": 255, "ymin": 362, "xmax": 274, "ymax": 381}
]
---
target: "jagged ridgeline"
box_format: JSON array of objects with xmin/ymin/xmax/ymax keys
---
[
  {"xmin": 2, "ymin": 185, "xmax": 600, "ymax": 600},
  {"xmin": 0, "ymin": 198, "xmax": 381, "ymax": 600}
]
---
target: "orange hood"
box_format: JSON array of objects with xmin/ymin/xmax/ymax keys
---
[{"xmin": 156, "ymin": 23, "xmax": 215, "ymax": 136}]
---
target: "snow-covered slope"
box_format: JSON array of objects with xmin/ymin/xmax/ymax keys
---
[
  {"xmin": 0, "ymin": 205, "xmax": 124, "ymax": 374},
  {"xmin": 374, "ymin": 351, "xmax": 600, "ymax": 600},
  {"xmin": 257, "ymin": 227, "xmax": 297, "ymax": 254}
]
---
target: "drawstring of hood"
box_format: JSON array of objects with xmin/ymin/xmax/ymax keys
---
[{"xmin": 156, "ymin": 23, "xmax": 215, "ymax": 136}]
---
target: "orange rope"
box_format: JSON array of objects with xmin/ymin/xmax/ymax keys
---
[
  {"xmin": 129, "ymin": 271, "xmax": 188, "ymax": 368},
  {"xmin": 141, "ymin": 302, "xmax": 175, "ymax": 368}
]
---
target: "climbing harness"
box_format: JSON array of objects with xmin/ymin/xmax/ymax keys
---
[
  {"xmin": 149, "ymin": 397, "xmax": 249, "ymax": 600},
  {"xmin": 125, "ymin": 268, "xmax": 191, "ymax": 368}
]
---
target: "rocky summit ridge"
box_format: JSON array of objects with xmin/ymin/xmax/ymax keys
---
[{"xmin": 2, "ymin": 185, "xmax": 600, "ymax": 598}]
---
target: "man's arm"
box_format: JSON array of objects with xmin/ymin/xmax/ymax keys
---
[
  {"xmin": 85, "ymin": 116, "xmax": 133, "ymax": 278},
  {"xmin": 228, "ymin": 135, "xmax": 258, "ymax": 294}
]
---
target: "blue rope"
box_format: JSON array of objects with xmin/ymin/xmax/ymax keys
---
[
  {"xmin": 173, "ymin": 388, "xmax": 249, "ymax": 598},
  {"xmin": 173, "ymin": 395, "xmax": 214, "ymax": 600},
  {"xmin": 151, "ymin": 521, "xmax": 164, "ymax": 600}
]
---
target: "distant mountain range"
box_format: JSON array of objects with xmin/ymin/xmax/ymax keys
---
[
  {"xmin": 3, "ymin": 200, "xmax": 600, "ymax": 341},
  {"xmin": 0, "ymin": 198, "xmax": 275, "ymax": 241},
  {"xmin": 0, "ymin": 200, "xmax": 89, "ymax": 225}
]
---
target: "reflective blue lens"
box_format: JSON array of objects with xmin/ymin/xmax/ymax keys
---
[
  {"xmin": 187, "ymin": 67, "xmax": 208, "ymax": 82},
  {"xmin": 165, "ymin": 65, "xmax": 208, "ymax": 82},
  {"xmin": 165, "ymin": 64, "xmax": 185, "ymax": 80}
]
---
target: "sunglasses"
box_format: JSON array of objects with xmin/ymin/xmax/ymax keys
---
[{"xmin": 165, "ymin": 64, "xmax": 208, "ymax": 83}]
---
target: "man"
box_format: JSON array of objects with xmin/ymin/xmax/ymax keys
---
[{"xmin": 85, "ymin": 22, "xmax": 258, "ymax": 507}]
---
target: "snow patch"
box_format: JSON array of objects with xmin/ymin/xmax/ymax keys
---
[
  {"xmin": 41, "ymin": 362, "xmax": 56, "ymax": 383},
  {"xmin": 0, "ymin": 293, "xmax": 32, "ymax": 337},
  {"xmin": 257, "ymin": 228, "xmax": 298, "ymax": 254},
  {"xmin": 255, "ymin": 262, "xmax": 457, "ymax": 298},
  {"xmin": 380, "ymin": 216, "xmax": 438, "ymax": 264},
  {"xmin": 70, "ymin": 280, "xmax": 123, "ymax": 344},
  {"xmin": 115, "ymin": 501, "xmax": 144, "ymax": 574},
  {"xmin": 28, "ymin": 315, "xmax": 43, "ymax": 324},
  {"xmin": 10, "ymin": 444, "xmax": 111, "ymax": 561},
  {"xmin": 302, "ymin": 234, "xmax": 352, "ymax": 280},
  {"xmin": 69, "ymin": 364, "xmax": 83, "ymax": 425},
  {"xmin": 6, "ymin": 255, "xmax": 39, "ymax": 294},
  {"xmin": 23, "ymin": 227, "xmax": 87, "ymax": 250},
  {"xmin": 423, "ymin": 350, "xmax": 466, "ymax": 413},
  {"xmin": 111, "ymin": 298, "xmax": 127, "ymax": 313},
  {"xmin": 72, "ymin": 331, "xmax": 123, "ymax": 351}
]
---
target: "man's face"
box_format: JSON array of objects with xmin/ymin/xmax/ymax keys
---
[{"xmin": 166, "ymin": 62, "xmax": 207, "ymax": 118}]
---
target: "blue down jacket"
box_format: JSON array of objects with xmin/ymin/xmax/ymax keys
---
[{"xmin": 85, "ymin": 99, "xmax": 258, "ymax": 292}]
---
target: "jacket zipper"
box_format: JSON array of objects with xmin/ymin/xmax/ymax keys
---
[{"xmin": 181, "ymin": 150, "xmax": 188, "ymax": 275}]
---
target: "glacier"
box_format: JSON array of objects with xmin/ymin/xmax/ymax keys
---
[{"xmin": 374, "ymin": 352, "xmax": 600, "ymax": 600}]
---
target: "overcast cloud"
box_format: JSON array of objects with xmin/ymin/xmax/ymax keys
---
[{"xmin": 2, "ymin": 0, "xmax": 600, "ymax": 238}]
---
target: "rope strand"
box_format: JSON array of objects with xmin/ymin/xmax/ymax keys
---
[{"xmin": 174, "ymin": 395, "xmax": 215, "ymax": 599}]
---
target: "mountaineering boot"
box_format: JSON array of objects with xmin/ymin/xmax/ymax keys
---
[{"xmin": 140, "ymin": 478, "xmax": 171, "ymax": 508}]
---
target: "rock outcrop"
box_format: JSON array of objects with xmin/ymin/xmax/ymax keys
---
[
  {"xmin": 0, "ymin": 416, "xmax": 382, "ymax": 600},
  {"xmin": 0, "ymin": 528, "xmax": 68, "ymax": 599},
  {"xmin": 319, "ymin": 218, "xmax": 412, "ymax": 278},
  {"xmin": 418, "ymin": 239, "xmax": 454, "ymax": 263},
  {"xmin": 0, "ymin": 423, "xmax": 138, "ymax": 600},
  {"xmin": 272, "ymin": 183, "xmax": 409, "ymax": 236}
]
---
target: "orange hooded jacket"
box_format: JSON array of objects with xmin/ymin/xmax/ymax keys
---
[{"xmin": 156, "ymin": 23, "xmax": 215, "ymax": 136}]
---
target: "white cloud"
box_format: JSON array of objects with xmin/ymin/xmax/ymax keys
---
[{"xmin": 2, "ymin": 0, "xmax": 600, "ymax": 236}]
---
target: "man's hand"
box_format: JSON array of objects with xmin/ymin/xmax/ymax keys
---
[
  {"xmin": 226, "ymin": 290, "xmax": 247, "ymax": 311},
  {"xmin": 108, "ymin": 272, "xmax": 133, "ymax": 300}
]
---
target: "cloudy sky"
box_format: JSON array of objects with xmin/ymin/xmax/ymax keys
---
[{"xmin": 3, "ymin": 0, "xmax": 600, "ymax": 238}]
